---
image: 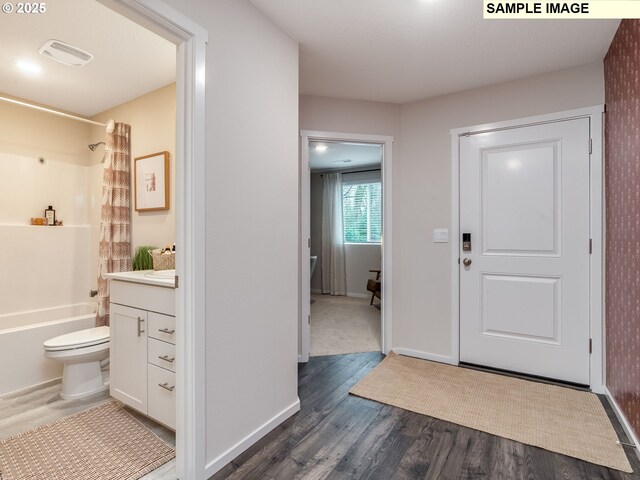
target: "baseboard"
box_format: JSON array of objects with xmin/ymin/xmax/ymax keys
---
[
  {"xmin": 347, "ymin": 292, "xmax": 370, "ymax": 299},
  {"xmin": 393, "ymin": 347, "xmax": 456, "ymax": 365},
  {"xmin": 310, "ymin": 289, "xmax": 370, "ymax": 299},
  {"xmin": 604, "ymin": 386, "xmax": 640, "ymax": 463},
  {"xmin": 1, "ymin": 377, "xmax": 62, "ymax": 399},
  {"xmin": 204, "ymin": 397, "xmax": 301, "ymax": 477}
]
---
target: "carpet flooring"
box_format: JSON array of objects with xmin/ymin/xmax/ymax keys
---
[
  {"xmin": 350, "ymin": 352, "xmax": 632, "ymax": 473},
  {"xmin": 310, "ymin": 293, "xmax": 381, "ymax": 356}
]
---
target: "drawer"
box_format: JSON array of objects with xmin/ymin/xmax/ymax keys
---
[
  {"xmin": 148, "ymin": 364, "xmax": 176, "ymax": 430},
  {"xmin": 148, "ymin": 338, "xmax": 176, "ymax": 373},
  {"xmin": 110, "ymin": 280, "xmax": 175, "ymax": 316},
  {"xmin": 148, "ymin": 312, "xmax": 176, "ymax": 344}
]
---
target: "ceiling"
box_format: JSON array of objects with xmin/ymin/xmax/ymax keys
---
[
  {"xmin": 309, "ymin": 141, "xmax": 381, "ymax": 171},
  {"xmin": 250, "ymin": 0, "xmax": 619, "ymax": 104},
  {"xmin": 0, "ymin": 0, "xmax": 175, "ymax": 116}
]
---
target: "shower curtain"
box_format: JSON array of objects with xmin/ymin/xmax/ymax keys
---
[
  {"xmin": 321, "ymin": 172, "xmax": 347, "ymax": 295},
  {"xmin": 96, "ymin": 121, "xmax": 132, "ymax": 326}
]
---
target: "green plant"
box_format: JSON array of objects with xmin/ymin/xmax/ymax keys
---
[{"xmin": 132, "ymin": 245, "xmax": 157, "ymax": 271}]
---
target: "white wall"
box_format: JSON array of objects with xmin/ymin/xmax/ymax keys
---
[
  {"xmin": 301, "ymin": 61, "xmax": 605, "ymax": 362},
  {"xmin": 160, "ymin": 0, "xmax": 299, "ymax": 476},
  {"xmin": 0, "ymin": 100, "xmax": 93, "ymax": 317},
  {"xmin": 310, "ymin": 172, "xmax": 381, "ymax": 297}
]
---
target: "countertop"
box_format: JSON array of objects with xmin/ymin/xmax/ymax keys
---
[{"xmin": 106, "ymin": 270, "xmax": 175, "ymax": 288}]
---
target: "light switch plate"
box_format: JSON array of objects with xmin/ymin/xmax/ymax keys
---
[{"xmin": 433, "ymin": 228, "xmax": 448, "ymax": 243}]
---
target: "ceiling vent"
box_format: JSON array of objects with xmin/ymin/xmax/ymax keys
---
[{"xmin": 39, "ymin": 40, "xmax": 93, "ymax": 68}]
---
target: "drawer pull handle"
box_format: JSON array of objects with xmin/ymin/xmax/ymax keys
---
[
  {"xmin": 158, "ymin": 382, "xmax": 175, "ymax": 392},
  {"xmin": 158, "ymin": 328, "xmax": 175, "ymax": 334},
  {"xmin": 137, "ymin": 317, "xmax": 145, "ymax": 337},
  {"xmin": 158, "ymin": 355, "xmax": 175, "ymax": 363}
]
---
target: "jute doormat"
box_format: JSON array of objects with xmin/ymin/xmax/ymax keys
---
[
  {"xmin": 0, "ymin": 401, "xmax": 175, "ymax": 480},
  {"xmin": 350, "ymin": 352, "xmax": 632, "ymax": 473}
]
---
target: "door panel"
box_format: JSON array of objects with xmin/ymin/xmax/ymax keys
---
[
  {"xmin": 482, "ymin": 142, "xmax": 559, "ymax": 255},
  {"xmin": 459, "ymin": 118, "xmax": 590, "ymax": 385}
]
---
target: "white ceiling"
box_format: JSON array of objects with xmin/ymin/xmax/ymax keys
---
[
  {"xmin": 250, "ymin": 0, "xmax": 619, "ymax": 104},
  {"xmin": 309, "ymin": 141, "xmax": 381, "ymax": 171},
  {"xmin": 0, "ymin": 0, "xmax": 175, "ymax": 116}
]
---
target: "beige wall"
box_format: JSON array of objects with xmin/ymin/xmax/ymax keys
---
[
  {"xmin": 0, "ymin": 94, "xmax": 92, "ymax": 166},
  {"xmin": 90, "ymin": 83, "xmax": 176, "ymax": 253},
  {"xmin": 162, "ymin": 0, "xmax": 299, "ymax": 475},
  {"xmin": 301, "ymin": 61, "xmax": 605, "ymax": 361}
]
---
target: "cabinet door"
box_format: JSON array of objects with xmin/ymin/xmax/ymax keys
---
[{"xmin": 110, "ymin": 304, "xmax": 148, "ymax": 413}]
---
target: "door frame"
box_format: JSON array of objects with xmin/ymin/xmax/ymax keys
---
[
  {"xmin": 98, "ymin": 1, "xmax": 208, "ymax": 477},
  {"xmin": 299, "ymin": 130, "xmax": 394, "ymax": 362},
  {"xmin": 450, "ymin": 106, "xmax": 604, "ymax": 393}
]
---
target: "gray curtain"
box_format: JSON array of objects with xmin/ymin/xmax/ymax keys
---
[{"xmin": 321, "ymin": 173, "xmax": 347, "ymax": 295}]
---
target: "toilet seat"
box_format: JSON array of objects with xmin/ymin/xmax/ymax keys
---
[{"xmin": 43, "ymin": 326, "xmax": 110, "ymax": 352}]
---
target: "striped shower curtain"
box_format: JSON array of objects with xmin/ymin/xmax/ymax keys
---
[{"xmin": 96, "ymin": 122, "xmax": 132, "ymax": 326}]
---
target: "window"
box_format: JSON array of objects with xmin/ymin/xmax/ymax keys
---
[{"xmin": 342, "ymin": 181, "xmax": 381, "ymax": 243}]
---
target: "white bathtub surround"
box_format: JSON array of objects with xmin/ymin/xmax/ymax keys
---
[
  {"xmin": 0, "ymin": 153, "xmax": 90, "ymax": 226},
  {"xmin": 43, "ymin": 326, "xmax": 110, "ymax": 400},
  {"xmin": 0, "ymin": 304, "xmax": 96, "ymax": 396}
]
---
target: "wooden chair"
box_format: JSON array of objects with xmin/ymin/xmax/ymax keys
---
[{"xmin": 366, "ymin": 269, "xmax": 381, "ymax": 305}]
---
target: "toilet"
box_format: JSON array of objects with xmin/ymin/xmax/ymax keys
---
[{"xmin": 43, "ymin": 326, "xmax": 110, "ymax": 400}]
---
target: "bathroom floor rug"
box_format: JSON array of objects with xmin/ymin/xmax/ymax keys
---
[
  {"xmin": 0, "ymin": 401, "xmax": 174, "ymax": 480},
  {"xmin": 350, "ymin": 352, "xmax": 632, "ymax": 473}
]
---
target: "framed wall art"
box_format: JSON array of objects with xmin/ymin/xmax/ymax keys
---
[{"xmin": 134, "ymin": 151, "xmax": 170, "ymax": 211}]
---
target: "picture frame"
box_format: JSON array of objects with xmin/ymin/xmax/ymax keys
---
[{"xmin": 134, "ymin": 151, "xmax": 170, "ymax": 211}]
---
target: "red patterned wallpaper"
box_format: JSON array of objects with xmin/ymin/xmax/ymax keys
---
[{"xmin": 605, "ymin": 19, "xmax": 640, "ymax": 438}]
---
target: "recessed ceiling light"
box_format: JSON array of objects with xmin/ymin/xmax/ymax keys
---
[
  {"xmin": 16, "ymin": 59, "xmax": 42, "ymax": 76},
  {"xmin": 39, "ymin": 40, "xmax": 93, "ymax": 68},
  {"xmin": 314, "ymin": 144, "xmax": 328, "ymax": 152}
]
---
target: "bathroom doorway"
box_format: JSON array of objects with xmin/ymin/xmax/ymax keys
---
[
  {"xmin": 299, "ymin": 131, "xmax": 394, "ymax": 362},
  {"xmin": 0, "ymin": 0, "xmax": 207, "ymax": 478}
]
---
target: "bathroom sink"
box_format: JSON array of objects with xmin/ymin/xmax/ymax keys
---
[{"xmin": 144, "ymin": 269, "xmax": 176, "ymax": 279}]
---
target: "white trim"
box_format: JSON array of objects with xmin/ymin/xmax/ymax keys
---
[
  {"xmin": 393, "ymin": 347, "xmax": 455, "ymax": 365},
  {"xmin": 300, "ymin": 130, "xmax": 394, "ymax": 359},
  {"xmin": 589, "ymin": 109, "xmax": 605, "ymax": 394},
  {"xmin": 450, "ymin": 106, "xmax": 605, "ymax": 392},
  {"xmin": 346, "ymin": 293, "xmax": 371, "ymax": 299},
  {"xmin": 99, "ymin": 1, "xmax": 208, "ymax": 478},
  {"xmin": 604, "ymin": 387, "xmax": 640, "ymax": 463},
  {"xmin": 204, "ymin": 399, "xmax": 301, "ymax": 477},
  {"xmin": 310, "ymin": 289, "xmax": 371, "ymax": 299},
  {"xmin": 299, "ymin": 132, "xmax": 311, "ymax": 363}
]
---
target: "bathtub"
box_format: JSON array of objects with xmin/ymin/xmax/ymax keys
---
[{"xmin": 0, "ymin": 303, "xmax": 97, "ymax": 396}]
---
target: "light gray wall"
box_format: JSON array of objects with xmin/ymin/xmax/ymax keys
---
[
  {"xmin": 396, "ymin": 61, "xmax": 604, "ymax": 358},
  {"xmin": 310, "ymin": 172, "xmax": 381, "ymax": 297},
  {"xmin": 163, "ymin": 0, "xmax": 299, "ymax": 474},
  {"xmin": 301, "ymin": 61, "xmax": 605, "ymax": 361}
]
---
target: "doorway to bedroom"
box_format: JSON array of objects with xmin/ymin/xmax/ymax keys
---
[{"xmin": 300, "ymin": 131, "xmax": 393, "ymax": 361}]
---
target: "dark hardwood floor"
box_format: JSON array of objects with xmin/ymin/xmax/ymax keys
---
[{"xmin": 211, "ymin": 352, "xmax": 640, "ymax": 479}]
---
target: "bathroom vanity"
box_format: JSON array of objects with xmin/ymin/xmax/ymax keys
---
[{"xmin": 106, "ymin": 271, "xmax": 176, "ymax": 430}]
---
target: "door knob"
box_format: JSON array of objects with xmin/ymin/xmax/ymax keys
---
[{"xmin": 463, "ymin": 258, "xmax": 472, "ymax": 267}]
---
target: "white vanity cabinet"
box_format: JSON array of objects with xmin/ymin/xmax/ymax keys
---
[{"xmin": 108, "ymin": 274, "xmax": 176, "ymax": 430}]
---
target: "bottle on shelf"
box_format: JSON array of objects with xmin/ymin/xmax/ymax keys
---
[{"xmin": 44, "ymin": 206, "xmax": 56, "ymax": 226}]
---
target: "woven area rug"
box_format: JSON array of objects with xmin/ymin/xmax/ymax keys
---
[
  {"xmin": 0, "ymin": 401, "xmax": 175, "ymax": 480},
  {"xmin": 350, "ymin": 352, "xmax": 632, "ymax": 473},
  {"xmin": 311, "ymin": 294, "xmax": 380, "ymax": 356}
]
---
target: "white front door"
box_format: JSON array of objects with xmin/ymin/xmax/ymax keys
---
[{"xmin": 459, "ymin": 118, "xmax": 591, "ymax": 385}]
